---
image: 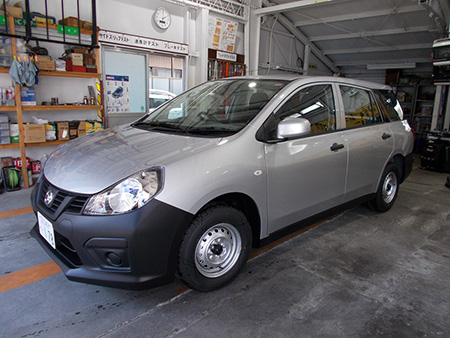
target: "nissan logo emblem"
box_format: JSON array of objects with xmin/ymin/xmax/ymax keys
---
[{"xmin": 44, "ymin": 190, "xmax": 55, "ymax": 207}]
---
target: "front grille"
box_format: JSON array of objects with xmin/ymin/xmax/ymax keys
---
[
  {"xmin": 54, "ymin": 231, "xmax": 82, "ymax": 267},
  {"xmin": 38, "ymin": 177, "xmax": 89, "ymax": 218}
]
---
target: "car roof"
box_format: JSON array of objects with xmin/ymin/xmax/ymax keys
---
[{"xmin": 223, "ymin": 75, "xmax": 391, "ymax": 91}]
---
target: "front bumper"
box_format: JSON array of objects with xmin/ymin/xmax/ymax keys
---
[{"xmin": 30, "ymin": 177, "xmax": 193, "ymax": 290}]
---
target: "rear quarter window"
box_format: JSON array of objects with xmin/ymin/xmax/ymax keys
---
[{"xmin": 374, "ymin": 90, "xmax": 402, "ymax": 122}]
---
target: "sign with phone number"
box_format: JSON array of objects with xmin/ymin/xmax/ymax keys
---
[{"xmin": 98, "ymin": 30, "xmax": 188, "ymax": 55}]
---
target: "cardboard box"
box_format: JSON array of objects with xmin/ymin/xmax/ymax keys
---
[
  {"xmin": 36, "ymin": 55, "xmax": 52, "ymax": 61},
  {"xmin": 84, "ymin": 54, "xmax": 96, "ymax": 66},
  {"xmin": 56, "ymin": 122, "xmax": 69, "ymax": 140},
  {"xmin": 77, "ymin": 121, "xmax": 86, "ymax": 137},
  {"xmin": 65, "ymin": 59, "xmax": 86, "ymax": 72},
  {"xmin": 0, "ymin": 136, "xmax": 10, "ymax": 144},
  {"xmin": 24, "ymin": 124, "xmax": 45, "ymax": 143},
  {"xmin": 4, "ymin": 5, "xmax": 23, "ymax": 18},
  {"xmin": 1, "ymin": 156, "xmax": 13, "ymax": 168},
  {"xmin": 36, "ymin": 60, "xmax": 55, "ymax": 71},
  {"xmin": 86, "ymin": 66, "xmax": 97, "ymax": 73},
  {"xmin": 69, "ymin": 121, "xmax": 79, "ymax": 139},
  {"xmin": 58, "ymin": 16, "xmax": 78, "ymax": 27},
  {"xmin": 70, "ymin": 53, "xmax": 83, "ymax": 66},
  {"xmin": 20, "ymin": 87, "xmax": 36, "ymax": 106}
]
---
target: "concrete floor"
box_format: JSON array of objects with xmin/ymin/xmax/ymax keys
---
[{"xmin": 0, "ymin": 167, "xmax": 449, "ymax": 337}]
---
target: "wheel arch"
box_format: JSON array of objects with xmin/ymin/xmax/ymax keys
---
[
  {"xmin": 389, "ymin": 154, "xmax": 406, "ymax": 183},
  {"xmin": 197, "ymin": 193, "xmax": 262, "ymax": 248}
]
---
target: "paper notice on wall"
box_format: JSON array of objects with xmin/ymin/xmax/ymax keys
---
[
  {"xmin": 105, "ymin": 75, "xmax": 130, "ymax": 113},
  {"xmin": 208, "ymin": 16, "xmax": 238, "ymax": 52}
]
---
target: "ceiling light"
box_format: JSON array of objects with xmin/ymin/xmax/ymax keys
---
[{"xmin": 367, "ymin": 63, "xmax": 416, "ymax": 70}]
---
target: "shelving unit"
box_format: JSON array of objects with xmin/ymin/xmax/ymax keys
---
[
  {"xmin": 394, "ymin": 82, "xmax": 436, "ymax": 133},
  {"xmin": 0, "ymin": 16, "xmax": 102, "ymax": 188}
]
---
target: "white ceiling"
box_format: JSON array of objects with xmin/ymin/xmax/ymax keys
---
[{"xmin": 258, "ymin": 0, "xmax": 450, "ymax": 76}]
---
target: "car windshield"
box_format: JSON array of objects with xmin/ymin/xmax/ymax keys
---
[{"xmin": 133, "ymin": 79, "xmax": 288, "ymax": 137}]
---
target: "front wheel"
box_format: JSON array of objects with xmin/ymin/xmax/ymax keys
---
[
  {"xmin": 370, "ymin": 163, "xmax": 400, "ymax": 212},
  {"xmin": 177, "ymin": 205, "xmax": 252, "ymax": 292}
]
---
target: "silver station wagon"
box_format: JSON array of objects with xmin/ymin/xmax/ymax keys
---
[{"xmin": 31, "ymin": 76, "xmax": 414, "ymax": 292}]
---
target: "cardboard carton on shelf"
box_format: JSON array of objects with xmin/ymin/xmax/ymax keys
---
[
  {"xmin": 65, "ymin": 59, "xmax": 86, "ymax": 72},
  {"xmin": 56, "ymin": 122, "xmax": 69, "ymax": 140},
  {"xmin": 24, "ymin": 124, "xmax": 46, "ymax": 143},
  {"xmin": 69, "ymin": 53, "xmax": 84, "ymax": 66},
  {"xmin": 20, "ymin": 87, "xmax": 36, "ymax": 106}
]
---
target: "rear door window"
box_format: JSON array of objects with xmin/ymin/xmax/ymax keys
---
[{"xmin": 339, "ymin": 86, "xmax": 383, "ymax": 128}]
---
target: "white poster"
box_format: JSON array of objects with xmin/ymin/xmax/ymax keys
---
[
  {"xmin": 208, "ymin": 16, "xmax": 238, "ymax": 52},
  {"xmin": 105, "ymin": 75, "xmax": 130, "ymax": 113}
]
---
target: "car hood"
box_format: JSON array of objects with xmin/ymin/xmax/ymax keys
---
[{"xmin": 44, "ymin": 124, "xmax": 221, "ymax": 194}]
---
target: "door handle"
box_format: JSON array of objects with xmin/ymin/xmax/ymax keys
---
[
  {"xmin": 382, "ymin": 133, "xmax": 392, "ymax": 140},
  {"xmin": 330, "ymin": 143, "xmax": 345, "ymax": 151}
]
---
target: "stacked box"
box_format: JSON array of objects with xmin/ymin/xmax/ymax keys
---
[
  {"xmin": 0, "ymin": 114, "xmax": 9, "ymax": 144},
  {"xmin": 56, "ymin": 122, "xmax": 69, "ymax": 140},
  {"xmin": 20, "ymin": 87, "xmax": 36, "ymax": 106},
  {"xmin": 69, "ymin": 121, "xmax": 79, "ymax": 139},
  {"xmin": 24, "ymin": 124, "xmax": 45, "ymax": 143}
]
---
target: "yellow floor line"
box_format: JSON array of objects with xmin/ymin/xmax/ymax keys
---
[
  {"xmin": 0, "ymin": 261, "xmax": 62, "ymax": 293},
  {"xmin": 0, "ymin": 206, "xmax": 33, "ymax": 220}
]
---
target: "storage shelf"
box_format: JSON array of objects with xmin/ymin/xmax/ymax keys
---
[
  {"xmin": 23, "ymin": 105, "xmax": 102, "ymax": 111},
  {"xmin": 0, "ymin": 67, "xmax": 100, "ymax": 78},
  {"xmin": 25, "ymin": 140, "xmax": 70, "ymax": 147},
  {"xmin": 0, "ymin": 106, "xmax": 16, "ymax": 111},
  {"xmin": 0, "ymin": 143, "xmax": 19, "ymax": 149},
  {"xmin": 0, "ymin": 140, "xmax": 70, "ymax": 149},
  {"xmin": 39, "ymin": 71, "xmax": 101, "ymax": 79}
]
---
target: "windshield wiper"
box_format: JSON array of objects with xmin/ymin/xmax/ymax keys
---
[
  {"xmin": 131, "ymin": 121, "xmax": 186, "ymax": 133},
  {"xmin": 186, "ymin": 126, "xmax": 236, "ymax": 136}
]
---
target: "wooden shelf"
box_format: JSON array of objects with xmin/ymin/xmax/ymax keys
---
[
  {"xmin": 0, "ymin": 106, "xmax": 15, "ymax": 111},
  {"xmin": 39, "ymin": 71, "xmax": 101, "ymax": 79},
  {"xmin": 0, "ymin": 142, "xmax": 19, "ymax": 149},
  {"xmin": 25, "ymin": 140, "xmax": 70, "ymax": 147},
  {"xmin": 0, "ymin": 67, "xmax": 100, "ymax": 78},
  {"xmin": 0, "ymin": 140, "xmax": 70, "ymax": 149},
  {"xmin": 23, "ymin": 105, "xmax": 102, "ymax": 111}
]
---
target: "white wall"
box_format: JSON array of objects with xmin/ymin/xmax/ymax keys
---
[{"xmin": 259, "ymin": 17, "xmax": 332, "ymax": 76}]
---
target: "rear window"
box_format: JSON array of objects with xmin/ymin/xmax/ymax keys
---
[{"xmin": 374, "ymin": 90, "xmax": 403, "ymax": 121}]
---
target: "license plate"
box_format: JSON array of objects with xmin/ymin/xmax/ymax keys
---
[{"xmin": 38, "ymin": 212, "xmax": 56, "ymax": 249}]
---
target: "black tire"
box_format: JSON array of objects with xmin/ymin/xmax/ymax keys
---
[
  {"xmin": 177, "ymin": 205, "xmax": 252, "ymax": 292},
  {"xmin": 370, "ymin": 163, "xmax": 400, "ymax": 212}
]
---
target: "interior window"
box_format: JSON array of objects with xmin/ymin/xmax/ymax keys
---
[
  {"xmin": 340, "ymin": 86, "xmax": 380, "ymax": 128},
  {"xmin": 267, "ymin": 84, "xmax": 336, "ymax": 139}
]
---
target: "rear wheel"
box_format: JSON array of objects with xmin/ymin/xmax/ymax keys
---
[
  {"xmin": 177, "ymin": 205, "xmax": 252, "ymax": 292},
  {"xmin": 370, "ymin": 163, "xmax": 400, "ymax": 212}
]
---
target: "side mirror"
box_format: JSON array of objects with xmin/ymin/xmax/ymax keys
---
[{"xmin": 277, "ymin": 117, "xmax": 311, "ymax": 139}]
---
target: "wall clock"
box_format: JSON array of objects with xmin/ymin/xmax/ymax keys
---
[{"xmin": 154, "ymin": 7, "xmax": 171, "ymax": 30}]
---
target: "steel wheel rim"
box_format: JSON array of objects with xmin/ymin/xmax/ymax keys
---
[
  {"xmin": 195, "ymin": 223, "xmax": 242, "ymax": 278},
  {"xmin": 382, "ymin": 172, "xmax": 398, "ymax": 204}
]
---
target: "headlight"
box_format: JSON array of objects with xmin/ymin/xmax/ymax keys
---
[{"xmin": 83, "ymin": 168, "xmax": 163, "ymax": 215}]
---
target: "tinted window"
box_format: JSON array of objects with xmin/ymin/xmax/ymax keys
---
[
  {"xmin": 374, "ymin": 90, "xmax": 402, "ymax": 121},
  {"xmin": 340, "ymin": 86, "xmax": 382, "ymax": 128},
  {"xmin": 265, "ymin": 84, "xmax": 336, "ymax": 139}
]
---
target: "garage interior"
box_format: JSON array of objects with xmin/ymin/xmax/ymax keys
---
[{"xmin": 1, "ymin": 0, "xmax": 450, "ymax": 337}]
